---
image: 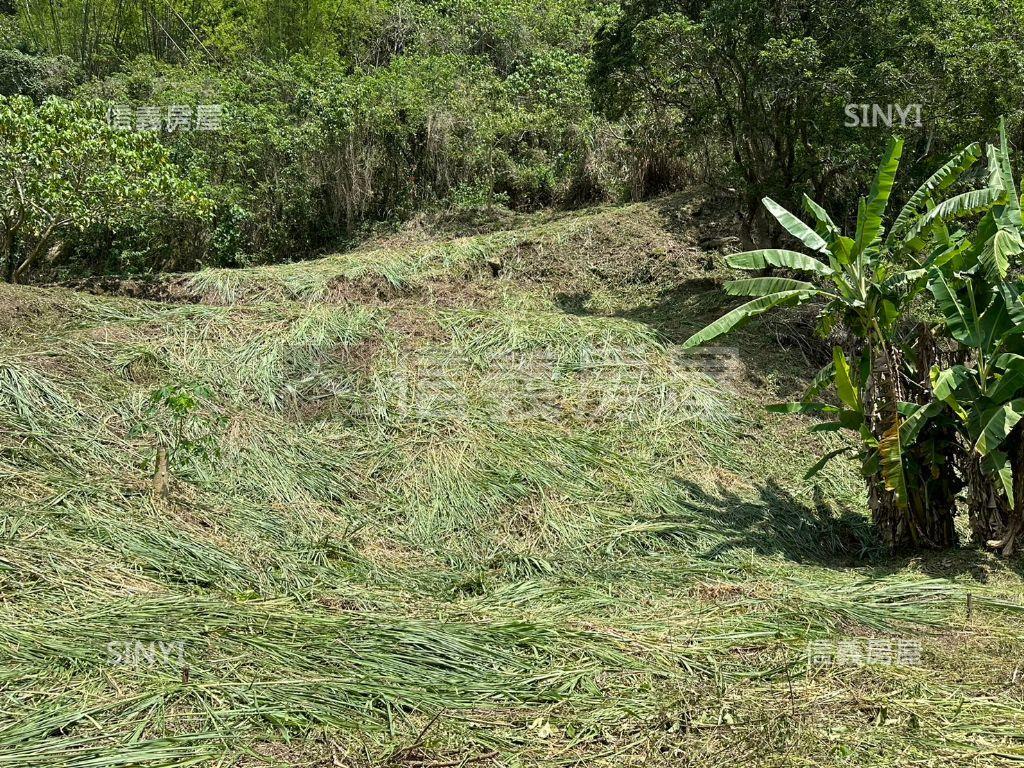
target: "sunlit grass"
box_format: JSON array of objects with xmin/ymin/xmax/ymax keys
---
[{"xmin": 2, "ymin": 200, "xmax": 1024, "ymax": 766}]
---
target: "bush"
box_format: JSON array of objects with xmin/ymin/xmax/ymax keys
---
[
  {"xmin": 0, "ymin": 48, "xmax": 80, "ymax": 100},
  {"xmin": 0, "ymin": 96, "xmax": 212, "ymax": 281}
]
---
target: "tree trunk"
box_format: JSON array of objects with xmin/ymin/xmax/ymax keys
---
[
  {"xmin": 2, "ymin": 228, "xmax": 14, "ymax": 283},
  {"xmin": 964, "ymin": 447, "xmax": 1011, "ymax": 545},
  {"xmin": 865, "ymin": 338, "xmax": 914, "ymax": 550},
  {"xmin": 863, "ymin": 326, "xmax": 960, "ymax": 551},
  {"xmin": 868, "ymin": 442, "xmax": 958, "ymax": 551},
  {"xmin": 906, "ymin": 436, "xmax": 959, "ymax": 549},
  {"xmin": 984, "ymin": 425, "xmax": 1024, "ymax": 556},
  {"xmin": 868, "ymin": 475, "xmax": 911, "ymax": 550},
  {"xmin": 152, "ymin": 442, "xmax": 170, "ymax": 499},
  {"xmin": 2, "ymin": 239, "xmax": 9, "ymax": 283},
  {"xmin": 12, "ymin": 235, "xmax": 63, "ymax": 284}
]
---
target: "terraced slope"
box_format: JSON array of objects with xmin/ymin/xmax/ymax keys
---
[{"xmin": 2, "ymin": 196, "xmax": 1024, "ymax": 767}]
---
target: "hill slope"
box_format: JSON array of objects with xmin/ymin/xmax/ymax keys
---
[{"xmin": 3, "ymin": 196, "xmax": 1024, "ymax": 766}]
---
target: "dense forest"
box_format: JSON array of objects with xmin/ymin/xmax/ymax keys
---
[{"xmin": 2, "ymin": 0, "xmax": 1022, "ymax": 279}]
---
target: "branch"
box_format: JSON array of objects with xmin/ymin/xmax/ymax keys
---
[{"xmin": 12, "ymin": 218, "xmax": 70, "ymax": 283}]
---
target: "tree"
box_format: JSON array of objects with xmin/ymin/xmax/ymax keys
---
[
  {"xmin": 0, "ymin": 96, "xmax": 210, "ymax": 283},
  {"xmin": 591, "ymin": 0, "xmax": 894, "ymax": 241},
  {"xmin": 0, "ymin": 49, "xmax": 80, "ymax": 100},
  {"xmin": 925, "ymin": 124, "xmax": 1024, "ymax": 554},
  {"xmin": 590, "ymin": 0, "xmax": 1024, "ymax": 244},
  {"xmin": 683, "ymin": 139, "xmax": 982, "ymax": 550}
]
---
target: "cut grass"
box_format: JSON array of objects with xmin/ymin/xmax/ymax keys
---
[{"xmin": 3, "ymin": 197, "xmax": 1024, "ymax": 766}]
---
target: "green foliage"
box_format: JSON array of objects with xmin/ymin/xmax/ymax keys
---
[
  {"xmin": 685, "ymin": 138, "xmax": 982, "ymax": 549},
  {"xmin": 53, "ymin": 42, "xmax": 623, "ymax": 272},
  {"xmin": 591, "ymin": 0, "xmax": 1024, "ymax": 239},
  {"xmin": 136, "ymin": 383, "xmax": 225, "ymax": 467},
  {"xmin": 685, "ymin": 117, "xmax": 1024, "ymax": 554},
  {"xmin": 917, "ymin": 126, "xmax": 1024, "ymax": 550},
  {"xmin": 0, "ymin": 48, "xmax": 80, "ymax": 99},
  {"xmin": 5, "ymin": 0, "xmax": 1024, "ymax": 276},
  {"xmin": 0, "ymin": 95, "xmax": 212, "ymax": 280}
]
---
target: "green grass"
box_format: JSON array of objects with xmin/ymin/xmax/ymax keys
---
[{"xmin": 2, "ymin": 197, "xmax": 1024, "ymax": 766}]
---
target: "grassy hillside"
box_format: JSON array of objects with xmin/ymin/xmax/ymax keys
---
[{"xmin": 3, "ymin": 195, "xmax": 1024, "ymax": 767}]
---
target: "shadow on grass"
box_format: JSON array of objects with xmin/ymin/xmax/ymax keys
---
[
  {"xmin": 555, "ymin": 281, "xmax": 829, "ymax": 392},
  {"xmin": 555, "ymin": 283, "xmax": 721, "ymax": 339},
  {"xmin": 677, "ymin": 478, "xmax": 872, "ymax": 567},
  {"xmin": 681, "ymin": 477, "xmax": 1016, "ymax": 582},
  {"xmin": 555, "ymin": 285, "xmax": 1017, "ymax": 582}
]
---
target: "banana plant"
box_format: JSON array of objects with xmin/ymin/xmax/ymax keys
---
[
  {"xmin": 684, "ymin": 137, "xmax": 982, "ymax": 550},
  {"xmin": 928, "ymin": 274, "xmax": 1024, "ymax": 553},
  {"xmin": 904, "ymin": 120, "xmax": 1023, "ymax": 281},
  {"xmin": 924, "ymin": 122, "xmax": 1024, "ymax": 554},
  {"xmin": 683, "ymin": 139, "xmax": 981, "ymax": 354}
]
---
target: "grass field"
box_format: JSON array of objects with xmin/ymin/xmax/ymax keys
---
[{"xmin": 2, "ymin": 196, "xmax": 1024, "ymax": 766}]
